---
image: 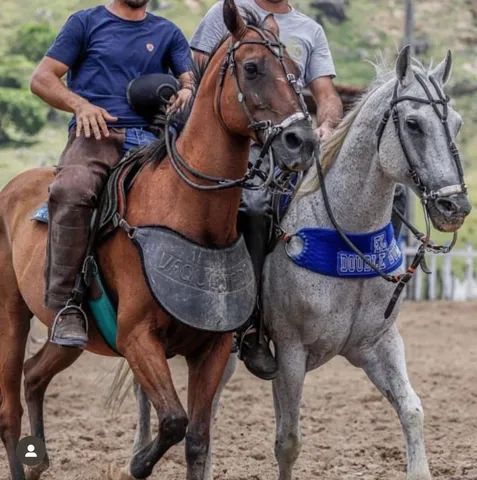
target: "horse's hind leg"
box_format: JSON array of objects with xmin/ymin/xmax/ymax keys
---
[
  {"xmin": 185, "ymin": 335, "xmax": 234, "ymax": 480},
  {"xmin": 347, "ymin": 324, "xmax": 431, "ymax": 480},
  {"xmin": 23, "ymin": 342, "xmax": 82, "ymax": 480},
  {"xmin": 202, "ymin": 352, "xmax": 237, "ymax": 480},
  {"xmin": 272, "ymin": 344, "xmax": 307, "ymax": 480},
  {"xmin": 0, "ymin": 301, "xmax": 31, "ymax": 480}
]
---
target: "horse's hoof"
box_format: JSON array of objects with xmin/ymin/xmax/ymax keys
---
[
  {"xmin": 107, "ymin": 464, "xmax": 139, "ymax": 480},
  {"xmin": 25, "ymin": 459, "xmax": 50, "ymax": 480},
  {"xmin": 407, "ymin": 471, "xmax": 432, "ymax": 480},
  {"xmin": 25, "ymin": 466, "xmax": 43, "ymax": 480}
]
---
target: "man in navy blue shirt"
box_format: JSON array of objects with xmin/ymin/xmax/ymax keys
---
[{"xmin": 31, "ymin": 0, "xmax": 192, "ymax": 348}]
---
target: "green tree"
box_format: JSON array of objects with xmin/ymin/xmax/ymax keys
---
[
  {"xmin": 10, "ymin": 23, "xmax": 56, "ymax": 63},
  {"xmin": 0, "ymin": 88, "xmax": 48, "ymax": 143},
  {"xmin": 0, "ymin": 54, "xmax": 36, "ymax": 89}
]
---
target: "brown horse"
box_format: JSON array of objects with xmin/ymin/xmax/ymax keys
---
[{"xmin": 0, "ymin": 2, "xmax": 316, "ymax": 479}]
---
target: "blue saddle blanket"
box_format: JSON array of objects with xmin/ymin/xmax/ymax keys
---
[{"xmin": 288, "ymin": 223, "xmax": 403, "ymax": 278}]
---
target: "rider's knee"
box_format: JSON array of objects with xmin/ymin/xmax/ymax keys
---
[
  {"xmin": 240, "ymin": 188, "xmax": 273, "ymax": 217},
  {"xmin": 49, "ymin": 165, "xmax": 100, "ymax": 206}
]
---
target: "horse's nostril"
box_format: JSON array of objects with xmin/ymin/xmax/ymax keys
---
[
  {"xmin": 436, "ymin": 198, "xmax": 459, "ymax": 215},
  {"xmin": 284, "ymin": 132, "xmax": 303, "ymax": 151}
]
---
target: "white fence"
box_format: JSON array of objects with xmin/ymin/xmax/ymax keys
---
[{"xmin": 404, "ymin": 245, "xmax": 477, "ymax": 301}]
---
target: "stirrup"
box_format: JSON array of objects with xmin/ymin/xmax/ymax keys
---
[
  {"xmin": 238, "ymin": 324, "xmax": 257, "ymax": 360},
  {"xmin": 50, "ymin": 301, "xmax": 89, "ymax": 348}
]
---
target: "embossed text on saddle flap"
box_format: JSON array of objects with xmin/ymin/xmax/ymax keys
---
[{"xmin": 131, "ymin": 226, "xmax": 256, "ymax": 332}]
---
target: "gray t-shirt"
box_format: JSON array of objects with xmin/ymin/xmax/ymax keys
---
[{"xmin": 190, "ymin": 0, "xmax": 336, "ymax": 87}]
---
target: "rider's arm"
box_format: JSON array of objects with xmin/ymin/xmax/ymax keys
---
[
  {"xmin": 305, "ymin": 24, "xmax": 343, "ymax": 142},
  {"xmin": 30, "ymin": 58, "xmax": 117, "ymax": 140},
  {"xmin": 309, "ymin": 76, "xmax": 343, "ymax": 141},
  {"xmin": 166, "ymin": 27, "xmax": 194, "ymax": 113},
  {"xmin": 30, "ymin": 14, "xmax": 117, "ymax": 140}
]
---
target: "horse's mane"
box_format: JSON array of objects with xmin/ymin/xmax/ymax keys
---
[{"xmin": 297, "ymin": 56, "xmax": 431, "ymax": 198}]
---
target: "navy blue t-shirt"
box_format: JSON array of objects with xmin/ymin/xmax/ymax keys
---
[{"xmin": 46, "ymin": 6, "xmax": 191, "ymax": 128}]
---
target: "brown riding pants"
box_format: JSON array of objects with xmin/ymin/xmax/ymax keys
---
[{"xmin": 44, "ymin": 129, "xmax": 125, "ymax": 311}]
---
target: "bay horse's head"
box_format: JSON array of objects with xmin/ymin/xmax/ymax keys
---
[
  {"xmin": 377, "ymin": 46, "xmax": 471, "ymax": 232},
  {"xmin": 216, "ymin": 0, "xmax": 316, "ymax": 172}
]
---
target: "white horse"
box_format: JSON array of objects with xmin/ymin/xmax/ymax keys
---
[
  {"xmin": 121, "ymin": 47, "xmax": 471, "ymax": 480},
  {"xmin": 264, "ymin": 46, "xmax": 471, "ymax": 480}
]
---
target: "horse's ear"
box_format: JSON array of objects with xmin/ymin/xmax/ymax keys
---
[
  {"xmin": 223, "ymin": 0, "xmax": 247, "ymax": 40},
  {"xmin": 262, "ymin": 14, "xmax": 280, "ymax": 36},
  {"xmin": 396, "ymin": 45, "xmax": 415, "ymax": 87},
  {"xmin": 431, "ymin": 50, "xmax": 453, "ymax": 86}
]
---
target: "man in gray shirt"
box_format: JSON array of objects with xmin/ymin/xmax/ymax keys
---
[
  {"xmin": 191, "ymin": 0, "xmax": 343, "ymax": 380},
  {"xmin": 191, "ymin": 0, "xmax": 342, "ymax": 141}
]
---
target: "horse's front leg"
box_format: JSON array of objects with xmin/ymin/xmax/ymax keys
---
[
  {"xmin": 117, "ymin": 316, "xmax": 188, "ymax": 480},
  {"xmin": 185, "ymin": 333, "xmax": 234, "ymax": 480},
  {"xmin": 346, "ymin": 324, "xmax": 431, "ymax": 480},
  {"xmin": 272, "ymin": 344, "xmax": 307, "ymax": 480},
  {"xmin": 129, "ymin": 351, "xmax": 237, "ymax": 480}
]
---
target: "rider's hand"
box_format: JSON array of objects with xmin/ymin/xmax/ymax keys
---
[
  {"xmin": 315, "ymin": 123, "xmax": 333, "ymax": 144},
  {"xmin": 167, "ymin": 88, "xmax": 193, "ymax": 115},
  {"xmin": 74, "ymin": 101, "xmax": 118, "ymax": 140}
]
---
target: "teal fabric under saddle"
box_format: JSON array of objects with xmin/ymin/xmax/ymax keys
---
[{"xmin": 32, "ymin": 204, "xmax": 119, "ymax": 352}]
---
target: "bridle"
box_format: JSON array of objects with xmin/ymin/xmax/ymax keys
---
[
  {"xmin": 376, "ymin": 72, "xmax": 467, "ymax": 201},
  {"xmin": 282, "ymin": 72, "xmax": 467, "ymax": 318},
  {"xmin": 165, "ymin": 24, "xmax": 311, "ymax": 191}
]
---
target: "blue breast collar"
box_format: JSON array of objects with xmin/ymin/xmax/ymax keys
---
[{"xmin": 287, "ymin": 223, "xmax": 403, "ymax": 278}]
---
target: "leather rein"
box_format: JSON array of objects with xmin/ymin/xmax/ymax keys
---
[
  {"xmin": 283, "ymin": 73, "xmax": 466, "ymax": 318},
  {"xmin": 165, "ymin": 25, "xmax": 311, "ymax": 191}
]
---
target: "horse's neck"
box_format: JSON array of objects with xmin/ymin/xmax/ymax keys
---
[
  {"xmin": 128, "ymin": 69, "xmax": 249, "ymax": 247},
  {"xmin": 289, "ymin": 83, "xmax": 396, "ymax": 234}
]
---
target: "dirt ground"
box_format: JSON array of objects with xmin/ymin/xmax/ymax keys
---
[{"xmin": 1, "ymin": 302, "xmax": 476, "ymax": 480}]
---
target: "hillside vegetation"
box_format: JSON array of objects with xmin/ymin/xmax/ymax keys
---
[{"xmin": 1, "ymin": 0, "xmax": 476, "ymax": 243}]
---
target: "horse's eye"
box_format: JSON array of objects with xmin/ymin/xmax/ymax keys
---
[
  {"xmin": 244, "ymin": 62, "xmax": 258, "ymax": 79},
  {"xmin": 405, "ymin": 118, "xmax": 422, "ymax": 134}
]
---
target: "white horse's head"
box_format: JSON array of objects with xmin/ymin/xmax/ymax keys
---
[{"xmin": 377, "ymin": 46, "xmax": 471, "ymax": 232}]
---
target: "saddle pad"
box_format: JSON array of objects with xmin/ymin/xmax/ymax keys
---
[
  {"xmin": 131, "ymin": 226, "xmax": 256, "ymax": 332},
  {"xmin": 287, "ymin": 223, "xmax": 403, "ymax": 278}
]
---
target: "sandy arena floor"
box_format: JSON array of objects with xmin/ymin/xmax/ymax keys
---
[{"xmin": 1, "ymin": 302, "xmax": 476, "ymax": 480}]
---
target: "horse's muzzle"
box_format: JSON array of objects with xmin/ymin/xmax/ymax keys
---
[
  {"xmin": 272, "ymin": 121, "xmax": 317, "ymax": 172},
  {"xmin": 428, "ymin": 192, "xmax": 472, "ymax": 232}
]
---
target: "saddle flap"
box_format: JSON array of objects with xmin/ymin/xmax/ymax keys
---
[{"xmin": 131, "ymin": 226, "xmax": 256, "ymax": 332}]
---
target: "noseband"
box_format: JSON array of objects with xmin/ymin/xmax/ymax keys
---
[
  {"xmin": 165, "ymin": 25, "xmax": 311, "ymax": 192},
  {"xmin": 376, "ymin": 73, "xmax": 467, "ymax": 201}
]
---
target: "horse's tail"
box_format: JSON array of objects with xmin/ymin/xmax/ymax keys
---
[{"xmin": 105, "ymin": 358, "xmax": 134, "ymax": 410}]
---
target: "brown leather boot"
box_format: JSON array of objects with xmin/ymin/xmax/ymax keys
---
[
  {"xmin": 237, "ymin": 213, "xmax": 277, "ymax": 380},
  {"xmin": 50, "ymin": 304, "xmax": 88, "ymax": 349},
  {"xmin": 45, "ymin": 200, "xmax": 93, "ymax": 348},
  {"xmin": 239, "ymin": 318, "xmax": 278, "ymax": 380}
]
